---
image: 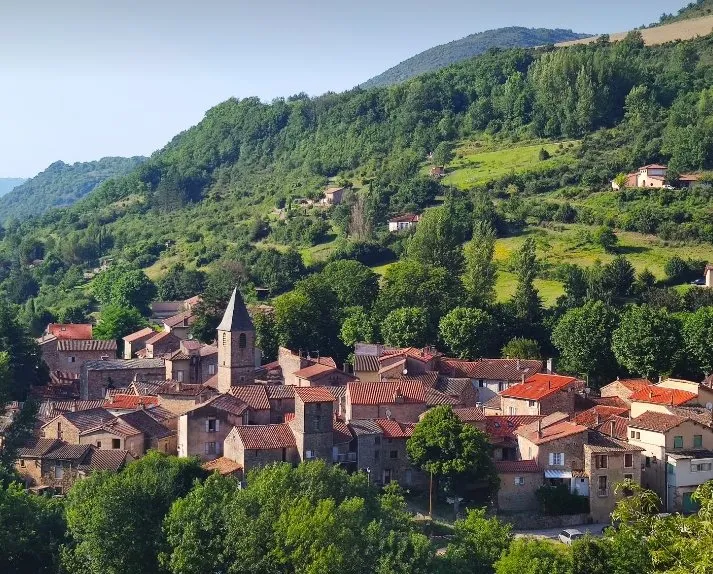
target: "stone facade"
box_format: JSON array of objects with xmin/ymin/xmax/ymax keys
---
[
  {"xmin": 80, "ymin": 360, "xmax": 165, "ymax": 399},
  {"xmin": 346, "ymin": 402, "xmax": 426, "ymax": 423},
  {"xmin": 501, "ymin": 390, "xmax": 575, "ymax": 417},
  {"xmin": 166, "ymin": 354, "xmax": 218, "ymax": 385},
  {"xmin": 517, "ymin": 431, "xmax": 587, "ymax": 474},
  {"xmin": 223, "ymin": 428, "xmax": 299, "ymax": 474},
  {"xmin": 217, "ymin": 289, "xmax": 256, "ymax": 392},
  {"xmin": 177, "ymin": 402, "xmax": 248, "ymax": 461},
  {"xmin": 379, "ymin": 436, "xmax": 427, "ymax": 489},
  {"xmin": 80, "ymin": 429, "xmax": 144, "ymax": 458},
  {"xmin": 584, "ymin": 445, "xmax": 642, "ymax": 522},
  {"xmin": 497, "ymin": 471, "xmax": 543, "ymax": 513},
  {"xmin": 291, "ymin": 394, "xmax": 334, "ymax": 463}
]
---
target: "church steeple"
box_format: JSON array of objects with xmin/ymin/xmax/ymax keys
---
[{"xmin": 217, "ymin": 288, "xmax": 255, "ymax": 392}]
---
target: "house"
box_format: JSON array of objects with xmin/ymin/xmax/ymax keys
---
[
  {"xmin": 628, "ymin": 411, "xmax": 713, "ymax": 511},
  {"xmin": 265, "ymin": 385, "xmax": 295, "ymax": 423},
  {"xmin": 45, "ymin": 323, "xmax": 93, "ymax": 340},
  {"xmin": 573, "ymin": 405, "xmax": 630, "ymax": 428},
  {"xmin": 164, "ymin": 340, "xmax": 218, "ymax": 384},
  {"xmin": 292, "ymin": 362, "xmax": 358, "ymax": 387},
  {"xmin": 657, "ymin": 378, "xmax": 713, "ymax": 409},
  {"xmin": 278, "ymin": 347, "xmax": 340, "ymax": 386},
  {"xmin": 291, "ymin": 387, "xmax": 338, "ymax": 464},
  {"xmin": 432, "ymin": 377, "xmax": 479, "ymax": 407},
  {"xmin": 345, "ymin": 381, "xmax": 427, "ymax": 423},
  {"xmin": 80, "ymin": 358, "xmax": 166, "ymax": 399},
  {"xmin": 628, "ymin": 384, "xmax": 700, "ymax": 418},
  {"xmin": 666, "ymin": 449, "xmax": 713, "ymax": 513},
  {"xmin": 351, "ymin": 344, "xmax": 440, "ymax": 382},
  {"xmin": 45, "ymin": 339, "xmax": 118, "ymax": 374},
  {"xmin": 143, "ymin": 331, "xmax": 182, "ymax": 359},
  {"xmin": 515, "ymin": 413, "xmax": 589, "ymax": 493},
  {"xmin": 430, "ymin": 166, "xmax": 446, "ymax": 178},
  {"xmin": 224, "ymin": 424, "xmax": 299, "ymax": 473},
  {"xmin": 162, "ymin": 311, "xmax": 195, "ymax": 339},
  {"xmin": 117, "ymin": 409, "xmax": 177, "ymax": 455},
  {"xmin": 155, "ymin": 381, "xmax": 216, "ymax": 415},
  {"xmin": 227, "ymin": 385, "xmax": 271, "ymax": 423},
  {"xmin": 706, "ymin": 264, "xmax": 713, "ymax": 288},
  {"xmin": 600, "ymin": 378, "xmax": 653, "ymax": 405},
  {"xmin": 495, "ymin": 460, "xmax": 543, "ymax": 514},
  {"xmin": 322, "ymin": 186, "xmax": 345, "ymax": 205},
  {"xmin": 439, "ymin": 358, "xmax": 543, "ymax": 402},
  {"xmin": 583, "ymin": 431, "xmax": 643, "ymax": 522},
  {"xmin": 178, "ymin": 394, "xmax": 251, "ymax": 461},
  {"xmin": 611, "ymin": 164, "xmax": 700, "ymax": 190},
  {"xmin": 373, "ymin": 419, "xmax": 426, "ymax": 488},
  {"xmin": 202, "ymin": 457, "xmax": 244, "ymax": 478},
  {"xmin": 388, "ymin": 214, "xmax": 420, "ymax": 232},
  {"xmin": 122, "ymin": 327, "xmax": 156, "ymax": 359},
  {"xmin": 104, "ymin": 394, "xmax": 159, "ymax": 415},
  {"xmin": 217, "ymin": 288, "xmax": 258, "ymax": 391},
  {"xmin": 452, "ymin": 407, "xmax": 486, "ymax": 430},
  {"xmin": 486, "ymin": 415, "xmax": 543, "ymax": 462},
  {"xmin": 499, "ymin": 374, "xmax": 581, "ymax": 417}
]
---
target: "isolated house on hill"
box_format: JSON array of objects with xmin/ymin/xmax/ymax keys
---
[
  {"xmin": 388, "ymin": 213, "xmax": 420, "ymax": 232},
  {"xmin": 611, "ymin": 164, "xmax": 700, "ymax": 190},
  {"xmin": 322, "ymin": 186, "xmax": 345, "ymax": 205}
]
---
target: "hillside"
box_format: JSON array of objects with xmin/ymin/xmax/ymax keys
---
[
  {"xmin": 557, "ymin": 13, "xmax": 713, "ymax": 46},
  {"xmin": 659, "ymin": 0, "xmax": 713, "ymax": 23},
  {"xmin": 0, "ymin": 178, "xmax": 26, "ymax": 197},
  {"xmin": 361, "ymin": 27, "xmax": 588, "ymax": 88},
  {"xmin": 0, "ymin": 156, "xmax": 146, "ymax": 221}
]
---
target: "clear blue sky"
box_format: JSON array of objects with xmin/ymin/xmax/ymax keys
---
[{"xmin": 0, "ymin": 0, "xmax": 688, "ymax": 177}]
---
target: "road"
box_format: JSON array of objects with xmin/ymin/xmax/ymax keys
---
[{"xmin": 514, "ymin": 523, "xmax": 609, "ymax": 540}]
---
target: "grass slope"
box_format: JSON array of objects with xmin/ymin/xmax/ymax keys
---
[{"xmin": 362, "ymin": 27, "xmax": 588, "ymax": 89}]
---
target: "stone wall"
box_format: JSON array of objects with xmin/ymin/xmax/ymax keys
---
[
  {"xmin": 347, "ymin": 402, "xmax": 426, "ymax": 423},
  {"xmin": 497, "ymin": 472, "xmax": 543, "ymax": 513},
  {"xmin": 500, "ymin": 512, "xmax": 593, "ymax": 530},
  {"xmin": 82, "ymin": 366, "xmax": 165, "ymax": 399}
]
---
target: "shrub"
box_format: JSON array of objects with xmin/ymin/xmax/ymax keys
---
[{"xmin": 535, "ymin": 485, "xmax": 590, "ymax": 515}]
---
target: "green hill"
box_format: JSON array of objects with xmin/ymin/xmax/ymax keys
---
[
  {"xmin": 658, "ymin": 0, "xmax": 713, "ymax": 23},
  {"xmin": 0, "ymin": 157, "xmax": 146, "ymax": 221},
  {"xmin": 0, "ymin": 178, "xmax": 26, "ymax": 197},
  {"xmin": 361, "ymin": 27, "xmax": 589, "ymax": 89}
]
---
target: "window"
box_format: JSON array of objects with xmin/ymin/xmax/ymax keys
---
[
  {"xmin": 96, "ymin": 441, "xmax": 102, "ymax": 448},
  {"xmin": 205, "ymin": 442, "xmax": 217, "ymax": 455},
  {"xmin": 68, "ymin": 356, "xmax": 76, "ymax": 363},
  {"xmin": 692, "ymin": 462, "xmax": 712, "ymax": 472},
  {"xmin": 207, "ymin": 418, "xmax": 218, "ymax": 433},
  {"xmin": 598, "ymin": 476, "xmax": 608, "ymax": 496},
  {"xmin": 625, "ymin": 453, "xmax": 633, "ymax": 468},
  {"xmin": 19, "ymin": 459, "xmax": 25, "ymax": 467},
  {"xmin": 305, "ymin": 450, "xmax": 314, "ymax": 459},
  {"xmin": 528, "ymin": 447, "xmax": 532, "ymax": 459},
  {"xmin": 596, "ymin": 455, "xmax": 608, "ymax": 469},
  {"xmin": 514, "ymin": 476, "xmax": 525, "ymax": 485},
  {"xmin": 498, "ymin": 382, "xmax": 504, "ymax": 392},
  {"xmin": 624, "ymin": 473, "xmax": 633, "ymax": 481},
  {"xmin": 674, "ymin": 436, "xmax": 684, "ymax": 449},
  {"xmin": 477, "ymin": 380, "xmax": 485, "ymax": 388},
  {"xmin": 549, "ymin": 452, "xmax": 564, "ymax": 466},
  {"xmin": 374, "ymin": 449, "xmax": 380, "ymax": 461},
  {"xmin": 239, "ymin": 333, "xmax": 247, "ymax": 348},
  {"xmin": 508, "ymin": 407, "xmax": 516, "ymax": 415},
  {"xmin": 632, "ymin": 431, "xmax": 641, "ymax": 440},
  {"xmin": 390, "ymin": 450, "xmax": 398, "ymax": 459},
  {"xmin": 528, "ymin": 400, "xmax": 536, "ymax": 408},
  {"xmin": 176, "ymin": 370, "xmax": 184, "ymax": 382},
  {"xmin": 208, "ymin": 364, "xmax": 216, "ymax": 375},
  {"xmin": 694, "ymin": 435, "xmax": 703, "ymax": 448},
  {"xmin": 112, "ymin": 439, "xmax": 121, "ymax": 449}
]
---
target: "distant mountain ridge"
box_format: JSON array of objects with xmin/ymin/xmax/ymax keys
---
[
  {"xmin": 361, "ymin": 26, "xmax": 590, "ymax": 89},
  {"xmin": 0, "ymin": 178, "xmax": 26, "ymax": 197},
  {"xmin": 0, "ymin": 156, "xmax": 147, "ymax": 222}
]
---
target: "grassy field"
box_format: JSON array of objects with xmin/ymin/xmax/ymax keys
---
[{"xmin": 441, "ymin": 140, "xmax": 578, "ymax": 190}]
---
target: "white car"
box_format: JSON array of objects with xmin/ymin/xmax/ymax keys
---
[{"xmin": 558, "ymin": 529, "xmax": 584, "ymax": 544}]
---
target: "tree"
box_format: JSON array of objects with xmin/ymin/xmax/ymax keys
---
[
  {"xmin": 594, "ymin": 226, "xmax": 618, "ymax": 252},
  {"xmin": 110, "ymin": 269, "xmax": 157, "ymax": 315},
  {"xmin": 572, "ymin": 537, "xmax": 610, "ymax": 574},
  {"xmin": 602, "ymin": 256, "xmax": 635, "ymax": 302},
  {"xmin": 253, "ymin": 311, "xmax": 279, "ymax": 363},
  {"xmin": 510, "ymin": 238, "xmax": 542, "ymax": 328},
  {"xmin": 406, "ymin": 203, "xmax": 465, "ymax": 275},
  {"xmin": 439, "ymin": 307, "xmax": 496, "ymax": 359},
  {"xmin": 495, "ymin": 538, "xmax": 571, "ymax": 574},
  {"xmin": 552, "ymin": 301, "xmax": 619, "ymax": 383},
  {"xmin": 683, "ymin": 307, "xmax": 713, "ymax": 376},
  {"xmin": 381, "ymin": 308, "xmax": 430, "ymax": 348},
  {"xmin": 443, "ymin": 509, "xmax": 513, "ymax": 574},
  {"xmin": 612, "ymin": 305, "xmax": 683, "ymax": 378},
  {"xmin": 538, "ymin": 147, "xmax": 551, "ymax": 161},
  {"xmin": 407, "ymin": 406, "xmax": 498, "ymax": 515},
  {"xmin": 93, "ymin": 304, "xmax": 148, "ymax": 343},
  {"xmin": 432, "ymin": 141, "xmax": 454, "ymax": 167},
  {"xmin": 463, "ymin": 221, "xmax": 498, "ymax": 308},
  {"xmin": 501, "ymin": 337, "xmax": 541, "ymax": 360},
  {"xmin": 340, "ymin": 307, "xmax": 379, "ymax": 348},
  {"xmin": 321, "ymin": 260, "xmax": 380, "ymax": 309},
  {"xmin": 613, "ymin": 173, "xmax": 629, "ymax": 189},
  {"xmin": 0, "ymin": 482, "xmax": 67, "ymax": 574},
  {"xmin": 63, "ymin": 452, "xmax": 206, "ymax": 574},
  {"xmin": 157, "ymin": 265, "xmax": 207, "ymax": 301}
]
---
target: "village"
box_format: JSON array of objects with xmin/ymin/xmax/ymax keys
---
[{"xmin": 5, "ymin": 279, "xmax": 712, "ymax": 531}]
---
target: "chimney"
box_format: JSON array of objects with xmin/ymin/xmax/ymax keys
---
[
  {"xmin": 595, "ymin": 413, "xmax": 600, "ymax": 425},
  {"xmin": 176, "ymin": 381, "xmax": 182, "ymax": 392},
  {"xmin": 609, "ymin": 420, "xmax": 615, "ymax": 437},
  {"xmin": 521, "ymin": 373, "xmax": 526, "ymax": 384},
  {"xmin": 393, "ymin": 389, "xmax": 405, "ymax": 404},
  {"xmin": 71, "ymin": 401, "xmax": 77, "ymax": 412},
  {"xmin": 546, "ymin": 358, "xmax": 554, "ymax": 374},
  {"xmin": 658, "ymin": 375, "xmax": 662, "ymax": 384},
  {"xmin": 517, "ymin": 358, "xmax": 521, "ymax": 370},
  {"xmin": 537, "ymin": 419, "xmax": 542, "ymax": 438}
]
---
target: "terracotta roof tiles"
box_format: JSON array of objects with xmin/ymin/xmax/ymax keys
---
[
  {"xmin": 333, "ymin": 419, "xmax": 353, "ymax": 444},
  {"xmin": 57, "ymin": 339, "xmax": 117, "ymax": 352},
  {"xmin": 573, "ymin": 405, "xmax": 629, "ymax": 428},
  {"xmin": 106, "ymin": 395, "xmax": 159, "ymax": 410},
  {"xmin": 347, "ymin": 381, "xmax": 426, "ymax": 406},
  {"xmin": 265, "ymin": 385, "xmax": 295, "ymax": 400},
  {"xmin": 375, "ymin": 419, "xmax": 416, "ymax": 439},
  {"xmin": 586, "ymin": 430, "xmax": 644, "ymax": 453},
  {"xmin": 630, "ymin": 385, "xmax": 697, "ymax": 406},
  {"xmin": 234, "ymin": 424, "xmax": 296, "ymax": 450},
  {"xmin": 515, "ymin": 420, "xmax": 588, "ymax": 445},
  {"xmin": 629, "ymin": 411, "xmax": 689, "ymax": 433},
  {"xmin": 485, "ymin": 415, "xmax": 542, "ymax": 441},
  {"xmin": 594, "ymin": 416, "xmax": 630, "ymax": 440},
  {"xmin": 495, "ymin": 459, "xmax": 540, "ymax": 473},
  {"xmin": 123, "ymin": 327, "xmax": 156, "ymax": 342},
  {"xmin": 228, "ymin": 386, "xmax": 271, "ymax": 411},
  {"xmin": 202, "ymin": 457, "xmax": 243, "ymax": 475},
  {"xmin": 501, "ymin": 374, "xmax": 578, "ymax": 401},
  {"xmin": 440, "ymin": 358, "xmax": 542, "ymax": 381},
  {"xmin": 78, "ymin": 448, "xmax": 132, "ymax": 472},
  {"xmin": 453, "ymin": 407, "xmax": 485, "ymax": 422},
  {"xmin": 47, "ymin": 323, "xmax": 92, "ymax": 340},
  {"xmin": 295, "ymin": 387, "xmax": 336, "ymax": 403}
]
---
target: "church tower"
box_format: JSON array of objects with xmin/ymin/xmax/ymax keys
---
[{"xmin": 217, "ymin": 288, "xmax": 255, "ymax": 393}]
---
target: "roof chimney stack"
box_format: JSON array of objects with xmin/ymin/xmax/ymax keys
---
[
  {"xmin": 609, "ymin": 420, "xmax": 615, "ymax": 437},
  {"xmin": 537, "ymin": 419, "xmax": 543, "ymax": 438},
  {"xmin": 546, "ymin": 358, "xmax": 553, "ymax": 374}
]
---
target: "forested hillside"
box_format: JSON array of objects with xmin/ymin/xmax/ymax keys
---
[
  {"xmin": 0, "ymin": 156, "xmax": 146, "ymax": 221},
  {"xmin": 361, "ymin": 27, "xmax": 588, "ymax": 88},
  {"xmin": 0, "ymin": 178, "xmax": 25, "ymax": 197},
  {"xmin": 659, "ymin": 0, "xmax": 713, "ymax": 23}
]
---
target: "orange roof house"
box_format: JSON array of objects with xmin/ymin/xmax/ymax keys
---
[{"xmin": 46, "ymin": 323, "xmax": 93, "ymax": 340}]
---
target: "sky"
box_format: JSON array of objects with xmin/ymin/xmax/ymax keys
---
[{"xmin": 0, "ymin": 0, "xmax": 688, "ymax": 177}]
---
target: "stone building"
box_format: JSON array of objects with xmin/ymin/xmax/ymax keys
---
[
  {"xmin": 291, "ymin": 387, "xmax": 336, "ymax": 463},
  {"xmin": 143, "ymin": 331, "xmax": 182, "ymax": 359},
  {"xmin": 122, "ymin": 327, "xmax": 156, "ymax": 359},
  {"xmin": 600, "ymin": 378, "xmax": 653, "ymax": 405},
  {"xmin": 39, "ymin": 338, "xmax": 118, "ymax": 374},
  {"xmin": 217, "ymin": 288, "xmax": 256, "ymax": 392},
  {"xmin": 265, "ymin": 385, "xmax": 295, "ymax": 423},
  {"xmin": 374, "ymin": 419, "xmax": 426, "ymax": 488},
  {"xmin": 80, "ymin": 358, "xmax": 166, "ymax": 399},
  {"xmin": 224, "ymin": 424, "xmax": 299, "ymax": 473},
  {"xmin": 439, "ymin": 358, "xmax": 543, "ymax": 403},
  {"xmin": 345, "ymin": 381, "xmax": 427, "ymax": 423},
  {"xmin": 155, "ymin": 380, "xmax": 216, "ymax": 415},
  {"xmin": 164, "ymin": 340, "xmax": 218, "ymax": 384},
  {"xmin": 495, "ymin": 459, "xmax": 543, "ymax": 513},
  {"xmin": 500, "ymin": 374, "xmax": 580, "ymax": 417},
  {"xmin": 628, "ymin": 385, "xmax": 700, "ymax": 418}
]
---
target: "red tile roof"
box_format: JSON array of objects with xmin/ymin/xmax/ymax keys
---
[
  {"xmin": 629, "ymin": 385, "xmax": 697, "ymax": 406},
  {"xmin": 294, "ymin": 387, "xmax": 336, "ymax": 403},
  {"xmin": 228, "ymin": 385, "xmax": 270, "ymax": 411},
  {"xmin": 106, "ymin": 395, "xmax": 158, "ymax": 410},
  {"xmin": 516, "ymin": 420, "xmax": 588, "ymax": 445},
  {"xmin": 375, "ymin": 419, "xmax": 416, "ymax": 439},
  {"xmin": 495, "ymin": 459, "xmax": 540, "ymax": 474},
  {"xmin": 610, "ymin": 378, "xmax": 653, "ymax": 392},
  {"xmin": 573, "ymin": 406, "xmax": 629, "ymax": 428},
  {"xmin": 202, "ymin": 457, "xmax": 243, "ymax": 475},
  {"xmin": 47, "ymin": 323, "xmax": 93, "ymax": 340},
  {"xmin": 57, "ymin": 339, "xmax": 117, "ymax": 352},
  {"xmin": 163, "ymin": 311, "xmax": 195, "ymax": 328},
  {"xmin": 333, "ymin": 419, "xmax": 353, "ymax": 444},
  {"xmin": 453, "ymin": 407, "xmax": 486, "ymax": 422},
  {"xmin": 440, "ymin": 358, "xmax": 542, "ymax": 381},
  {"xmin": 388, "ymin": 213, "xmax": 420, "ymax": 223},
  {"xmin": 628, "ymin": 411, "xmax": 689, "ymax": 433},
  {"xmin": 156, "ymin": 381, "xmax": 207, "ymax": 397},
  {"xmin": 594, "ymin": 416, "xmax": 630, "ymax": 440},
  {"xmin": 123, "ymin": 327, "xmax": 156, "ymax": 342},
  {"xmin": 485, "ymin": 415, "xmax": 542, "ymax": 441},
  {"xmin": 381, "ymin": 347, "xmax": 437, "ymax": 363},
  {"xmin": 347, "ymin": 381, "xmax": 426, "ymax": 406},
  {"xmin": 284, "ymin": 412, "xmax": 295, "ymax": 422},
  {"xmin": 146, "ymin": 331, "xmax": 180, "ymax": 346},
  {"xmin": 235, "ymin": 424, "xmax": 296, "ymax": 450},
  {"xmin": 426, "ymin": 387, "xmax": 461, "ymax": 406},
  {"xmin": 641, "ymin": 164, "xmax": 667, "ymax": 169},
  {"xmin": 500, "ymin": 374, "xmax": 577, "ymax": 401}
]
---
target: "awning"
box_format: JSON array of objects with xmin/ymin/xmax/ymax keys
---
[{"xmin": 545, "ymin": 470, "xmax": 573, "ymax": 479}]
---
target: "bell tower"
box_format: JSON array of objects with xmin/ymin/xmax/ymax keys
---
[{"xmin": 217, "ymin": 288, "xmax": 255, "ymax": 393}]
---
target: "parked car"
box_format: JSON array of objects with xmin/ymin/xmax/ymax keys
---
[
  {"xmin": 691, "ymin": 278, "xmax": 705, "ymax": 285},
  {"xmin": 558, "ymin": 529, "xmax": 584, "ymax": 544}
]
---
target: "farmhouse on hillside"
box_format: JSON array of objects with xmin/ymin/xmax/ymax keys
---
[{"xmin": 611, "ymin": 164, "xmax": 700, "ymax": 190}]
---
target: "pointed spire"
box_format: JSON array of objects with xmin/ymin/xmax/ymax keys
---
[{"xmin": 217, "ymin": 288, "xmax": 254, "ymax": 332}]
